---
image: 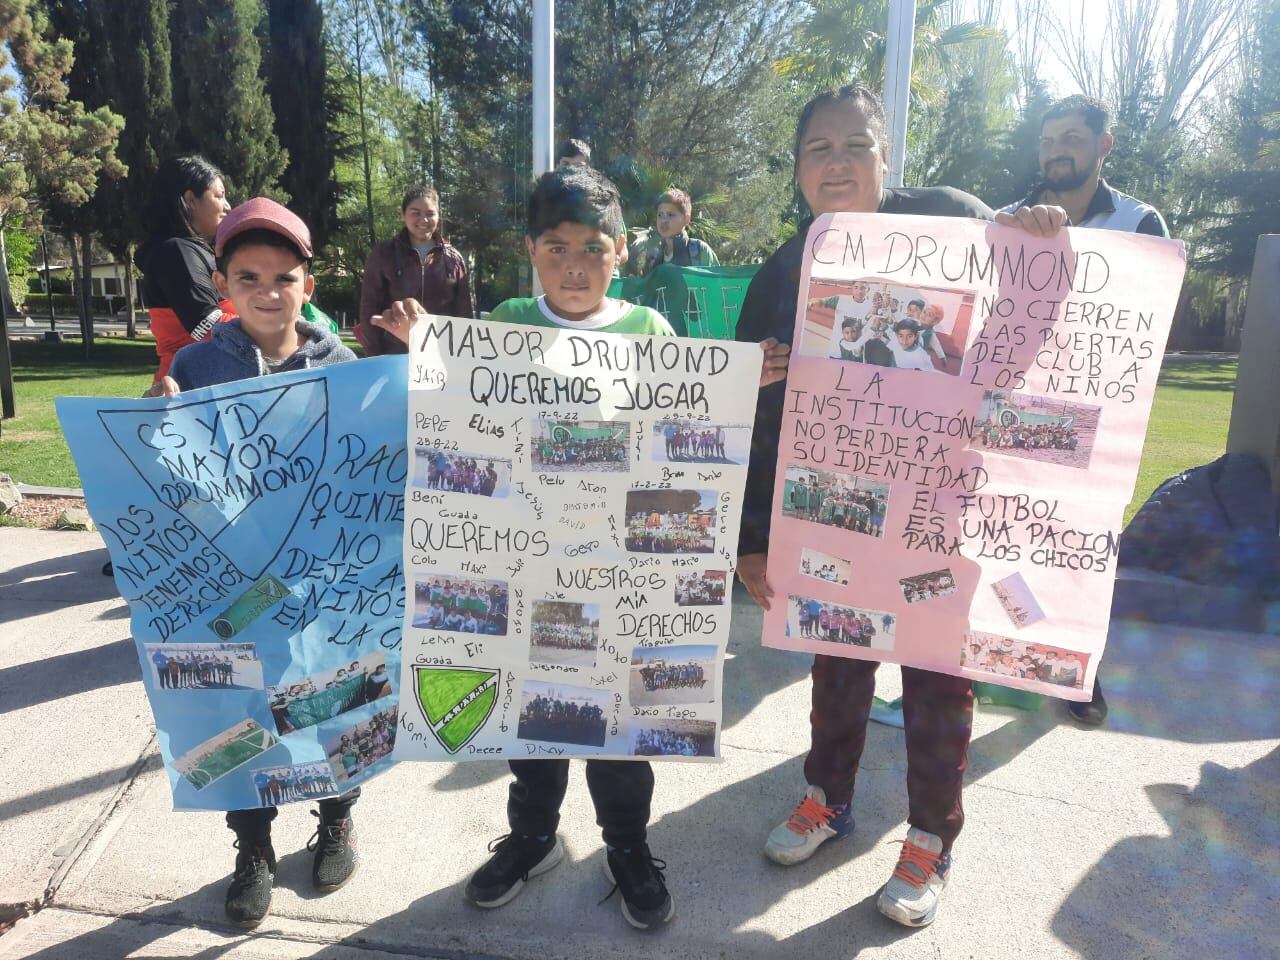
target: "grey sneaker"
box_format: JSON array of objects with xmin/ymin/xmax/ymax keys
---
[{"xmin": 877, "ymin": 827, "xmax": 951, "ymax": 927}]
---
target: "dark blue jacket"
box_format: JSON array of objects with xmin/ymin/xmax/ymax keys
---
[{"xmin": 169, "ymin": 318, "xmax": 356, "ymax": 391}]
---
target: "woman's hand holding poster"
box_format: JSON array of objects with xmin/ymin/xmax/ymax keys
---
[
  {"xmin": 764, "ymin": 213, "xmax": 1186, "ymax": 701},
  {"xmin": 393, "ymin": 316, "xmax": 761, "ymax": 762}
]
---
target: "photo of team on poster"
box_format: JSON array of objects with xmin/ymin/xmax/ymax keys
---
[
  {"xmin": 532, "ymin": 418, "xmax": 630, "ymax": 472},
  {"xmin": 675, "ymin": 570, "xmax": 728, "ymax": 606},
  {"xmin": 631, "ymin": 718, "xmax": 717, "ymax": 757},
  {"xmin": 413, "ymin": 448, "xmax": 512, "ymax": 498},
  {"xmin": 652, "ymin": 419, "xmax": 751, "ymax": 465},
  {"xmin": 518, "ymin": 681, "xmax": 609, "ymax": 747},
  {"xmin": 412, "ymin": 575, "xmax": 510, "ymax": 636},
  {"xmin": 324, "ymin": 706, "xmax": 398, "ymax": 784},
  {"xmin": 251, "ymin": 762, "xmax": 340, "ymax": 807},
  {"xmin": 991, "ymin": 572, "xmax": 1046, "ymax": 627},
  {"xmin": 781, "ymin": 466, "xmax": 889, "ymax": 538},
  {"xmin": 625, "ymin": 489, "xmax": 718, "ymax": 554},
  {"xmin": 899, "ymin": 569, "xmax": 958, "ymax": 604},
  {"xmin": 800, "ymin": 547, "xmax": 852, "ymax": 586},
  {"xmin": 174, "ymin": 719, "xmax": 279, "ymax": 791},
  {"xmin": 629, "ymin": 644, "xmax": 717, "ymax": 706},
  {"xmin": 799, "ymin": 277, "xmax": 975, "ymax": 376},
  {"xmin": 267, "ymin": 652, "xmax": 394, "ymax": 735},
  {"xmin": 529, "ymin": 600, "xmax": 600, "ymax": 667},
  {"xmin": 973, "ymin": 391, "xmax": 1101, "ymax": 470},
  {"xmin": 962, "ymin": 632, "xmax": 1089, "ymax": 689},
  {"xmin": 144, "ymin": 643, "xmax": 263, "ymax": 690},
  {"xmin": 787, "ymin": 596, "xmax": 896, "ymax": 650}
]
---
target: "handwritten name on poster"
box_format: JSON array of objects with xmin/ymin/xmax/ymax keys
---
[
  {"xmin": 57, "ymin": 358, "xmax": 408, "ymax": 810},
  {"xmin": 391, "ymin": 315, "xmax": 761, "ymax": 762},
  {"xmin": 763, "ymin": 213, "xmax": 1186, "ymax": 700}
]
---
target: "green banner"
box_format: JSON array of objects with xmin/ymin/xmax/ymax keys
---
[
  {"xmin": 608, "ymin": 264, "xmax": 760, "ymax": 340},
  {"xmin": 285, "ymin": 672, "xmax": 366, "ymax": 729}
]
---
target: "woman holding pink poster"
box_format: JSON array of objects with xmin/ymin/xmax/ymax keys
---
[{"xmin": 734, "ymin": 83, "xmax": 1067, "ymax": 929}]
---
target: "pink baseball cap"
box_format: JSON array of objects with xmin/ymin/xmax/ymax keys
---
[{"xmin": 214, "ymin": 197, "xmax": 313, "ymax": 259}]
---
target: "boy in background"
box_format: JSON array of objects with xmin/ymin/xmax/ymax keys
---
[
  {"xmin": 148, "ymin": 199, "xmax": 360, "ymax": 928},
  {"xmin": 631, "ymin": 187, "xmax": 719, "ymax": 277}
]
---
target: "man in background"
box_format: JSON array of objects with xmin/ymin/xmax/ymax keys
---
[{"xmin": 999, "ymin": 94, "xmax": 1171, "ymax": 726}]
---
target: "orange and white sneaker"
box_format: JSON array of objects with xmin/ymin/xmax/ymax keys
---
[
  {"xmin": 763, "ymin": 785, "xmax": 853, "ymax": 865},
  {"xmin": 877, "ymin": 827, "xmax": 952, "ymax": 927}
]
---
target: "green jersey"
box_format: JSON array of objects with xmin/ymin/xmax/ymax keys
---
[{"xmin": 488, "ymin": 297, "xmax": 676, "ymax": 337}]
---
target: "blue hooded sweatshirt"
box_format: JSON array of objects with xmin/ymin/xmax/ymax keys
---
[{"xmin": 168, "ymin": 318, "xmax": 356, "ymax": 391}]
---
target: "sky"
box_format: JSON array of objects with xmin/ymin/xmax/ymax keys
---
[{"xmin": 966, "ymin": 0, "xmax": 1190, "ymax": 98}]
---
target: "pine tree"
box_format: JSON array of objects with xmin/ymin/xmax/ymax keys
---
[
  {"xmin": 170, "ymin": 0, "xmax": 288, "ymax": 198},
  {"xmin": 43, "ymin": 0, "xmax": 176, "ymax": 338},
  {"xmin": 0, "ymin": 0, "xmax": 123, "ymax": 382},
  {"xmin": 265, "ymin": 0, "xmax": 339, "ymax": 249},
  {"xmin": 980, "ymin": 81, "xmax": 1054, "ymax": 207}
]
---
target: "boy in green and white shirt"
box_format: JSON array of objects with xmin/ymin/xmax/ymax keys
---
[
  {"xmin": 374, "ymin": 166, "xmax": 677, "ymax": 931},
  {"xmin": 491, "ymin": 172, "xmax": 674, "ymax": 338},
  {"xmin": 486, "ymin": 292, "xmax": 672, "ymax": 336}
]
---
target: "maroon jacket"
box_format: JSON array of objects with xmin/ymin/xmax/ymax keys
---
[{"xmin": 356, "ymin": 229, "xmax": 473, "ymax": 356}]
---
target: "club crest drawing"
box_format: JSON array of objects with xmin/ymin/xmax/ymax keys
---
[
  {"xmin": 97, "ymin": 378, "xmax": 329, "ymax": 580},
  {"xmin": 413, "ymin": 665, "xmax": 500, "ymax": 753}
]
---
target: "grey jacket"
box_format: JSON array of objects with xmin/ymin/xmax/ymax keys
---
[{"xmin": 169, "ymin": 318, "xmax": 356, "ymax": 391}]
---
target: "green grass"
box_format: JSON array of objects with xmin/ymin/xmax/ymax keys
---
[
  {"xmin": 0, "ymin": 333, "xmax": 363, "ymax": 489},
  {"xmin": 1125, "ymin": 356, "xmax": 1237, "ymax": 525},
  {"xmin": 1, "ymin": 338, "xmax": 158, "ymax": 488},
  {"xmin": 0, "ymin": 340, "xmax": 1238, "ymax": 526}
]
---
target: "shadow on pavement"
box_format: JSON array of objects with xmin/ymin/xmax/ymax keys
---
[
  {"xmin": 292, "ymin": 747, "xmax": 922, "ymax": 960},
  {"xmin": 0, "ymin": 755, "xmax": 160, "ymax": 826},
  {"xmin": 1052, "ymin": 747, "xmax": 1280, "ymax": 960},
  {"xmin": 0, "ymin": 639, "xmax": 138, "ymax": 715},
  {"xmin": 0, "ymin": 545, "xmax": 118, "ymax": 625}
]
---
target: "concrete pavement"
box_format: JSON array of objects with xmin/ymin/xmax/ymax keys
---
[{"xmin": 1, "ymin": 526, "xmax": 1277, "ymax": 959}]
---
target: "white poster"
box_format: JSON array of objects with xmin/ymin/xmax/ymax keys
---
[{"xmin": 392, "ymin": 315, "xmax": 761, "ymax": 762}]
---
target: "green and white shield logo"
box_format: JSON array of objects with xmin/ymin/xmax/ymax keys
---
[{"xmin": 413, "ymin": 666, "xmax": 499, "ymax": 754}]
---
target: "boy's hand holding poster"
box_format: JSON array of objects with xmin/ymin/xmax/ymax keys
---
[
  {"xmin": 57, "ymin": 358, "xmax": 407, "ymax": 810},
  {"xmin": 392, "ymin": 315, "xmax": 760, "ymax": 762},
  {"xmin": 764, "ymin": 213, "xmax": 1186, "ymax": 700}
]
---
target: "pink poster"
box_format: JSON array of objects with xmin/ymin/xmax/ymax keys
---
[{"xmin": 762, "ymin": 213, "xmax": 1187, "ymax": 701}]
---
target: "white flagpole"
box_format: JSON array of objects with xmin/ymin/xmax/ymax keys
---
[
  {"xmin": 531, "ymin": 0, "xmax": 555, "ymax": 295},
  {"xmin": 882, "ymin": 0, "xmax": 916, "ymax": 189}
]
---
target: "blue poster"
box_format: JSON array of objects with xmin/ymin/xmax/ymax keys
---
[{"xmin": 57, "ymin": 357, "xmax": 407, "ymax": 811}]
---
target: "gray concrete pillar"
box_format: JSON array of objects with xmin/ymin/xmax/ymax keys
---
[{"xmin": 1226, "ymin": 236, "xmax": 1280, "ymax": 492}]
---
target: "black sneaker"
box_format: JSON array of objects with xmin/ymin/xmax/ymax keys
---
[
  {"xmin": 464, "ymin": 833, "xmax": 563, "ymax": 908},
  {"xmin": 1068, "ymin": 679, "xmax": 1108, "ymax": 727},
  {"xmin": 307, "ymin": 810, "xmax": 359, "ymax": 890},
  {"xmin": 602, "ymin": 844, "xmax": 675, "ymax": 930},
  {"xmin": 225, "ymin": 839, "xmax": 275, "ymax": 928}
]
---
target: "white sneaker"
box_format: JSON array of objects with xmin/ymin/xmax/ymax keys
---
[
  {"xmin": 877, "ymin": 827, "xmax": 951, "ymax": 927},
  {"xmin": 763, "ymin": 785, "xmax": 853, "ymax": 865}
]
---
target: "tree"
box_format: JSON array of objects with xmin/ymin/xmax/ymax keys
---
[
  {"xmin": 0, "ymin": 0, "xmax": 123, "ymax": 400},
  {"xmin": 774, "ymin": 0, "xmax": 998, "ymax": 103},
  {"xmin": 43, "ymin": 0, "xmax": 176, "ymax": 339},
  {"xmin": 265, "ymin": 0, "xmax": 340, "ymax": 250},
  {"xmin": 170, "ymin": 0, "xmax": 288, "ymax": 198},
  {"xmin": 2, "ymin": 224, "xmax": 34, "ymax": 310},
  {"xmin": 1187, "ymin": 0, "xmax": 1280, "ymax": 306}
]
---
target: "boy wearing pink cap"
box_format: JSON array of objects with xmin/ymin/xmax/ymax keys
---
[
  {"xmin": 147, "ymin": 199, "xmax": 360, "ymax": 927},
  {"xmin": 150, "ymin": 197, "xmax": 355, "ymax": 394}
]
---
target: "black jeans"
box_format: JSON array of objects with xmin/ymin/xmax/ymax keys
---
[
  {"xmin": 507, "ymin": 759, "xmax": 652, "ymax": 848},
  {"xmin": 226, "ymin": 787, "xmax": 361, "ymax": 842}
]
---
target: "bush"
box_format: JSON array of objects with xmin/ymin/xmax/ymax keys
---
[
  {"xmin": 4, "ymin": 229, "xmax": 36, "ymax": 310},
  {"xmin": 312, "ymin": 271, "xmax": 360, "ymax": 328}
]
